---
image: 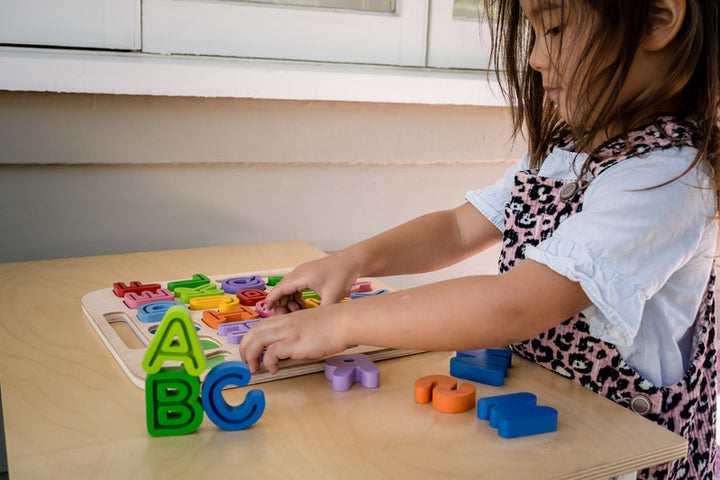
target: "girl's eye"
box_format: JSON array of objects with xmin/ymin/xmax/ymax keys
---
[{"xmin": 545, "ymin": 26, "xmax": 562, "ymax": 36}]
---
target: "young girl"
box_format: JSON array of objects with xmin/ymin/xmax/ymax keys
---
[{"xmin": 240, "ymin": 1, "xmax": 720, "ymax": 477}]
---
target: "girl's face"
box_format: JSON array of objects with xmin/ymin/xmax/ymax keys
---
[
  {"xmin": 519, "ymin": 0, "xmax": 675, "ymax": 142},
  {"xmin": 519, "ymin": 0, "xmax": 589, "ymax": 126}
]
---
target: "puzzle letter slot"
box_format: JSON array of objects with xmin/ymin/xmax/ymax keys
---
[{"xmin": 142, "ymin": 305, "xmax": 265, "ymax": 436}]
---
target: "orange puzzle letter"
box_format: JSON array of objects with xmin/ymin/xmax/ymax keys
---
[
  {"xmin": 202, "ymin": 305, "xmax": 259, "ymax": 329},
  {"xmin": 414, "ymin": 374, "xmax": 476, "ymax": 414}
]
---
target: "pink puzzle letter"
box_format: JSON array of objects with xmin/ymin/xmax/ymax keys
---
[{"xmin": 124, "ymin": 288, "xmax": 175, "ymax": 309}]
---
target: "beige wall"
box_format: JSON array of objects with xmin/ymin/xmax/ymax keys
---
[{"xmin": 0, "ymin": 91, "xmax": 525, "ymax": 264}]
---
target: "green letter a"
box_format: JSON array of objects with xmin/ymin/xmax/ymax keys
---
[{"xmin": 142, "ymin": 305, "xmax": 206, "ymax": 376}]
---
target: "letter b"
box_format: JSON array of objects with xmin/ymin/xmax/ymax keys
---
[{"xmin": 146, "ymin": 367, "xmax": 203, "ymax": 436}]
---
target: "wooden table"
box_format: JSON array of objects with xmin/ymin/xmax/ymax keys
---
[{"xmin": 0, "ymin": 241, "xmax": 687, "ymax": 479}]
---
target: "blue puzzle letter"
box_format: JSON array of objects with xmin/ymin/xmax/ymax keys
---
[
  {"xmin": 137, "ymin": 301, "xmax": 185, "ymax": 323},
  {"xmin": 450, "ymin": 349, "xmax": 512, "ymax": 386},
  {"xmin": 477, "ymin": 392, "xmax": 558, "ymax": 438},
  {"xmin": 201, "ymin": 361, "xmax": 265, "ymax": 431}
]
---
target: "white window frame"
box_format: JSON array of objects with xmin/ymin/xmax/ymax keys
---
[
  {"xmin": 0, "ymin": 0, "xmax": 140, "ymax": 50},
  {"xmin": 0, "ymin": 0, "xmax": 506, "ymax": 106},
  {"xmin": 426, "ymin": 0, "xmax": 492, "ymax": 70},
  {"xmin": 0, "ymin": 46, "xmax": 504, "ymax": 106},
  {"xmin": 142, "ymin": 0, "xmax": 428, "ymax": 67}
]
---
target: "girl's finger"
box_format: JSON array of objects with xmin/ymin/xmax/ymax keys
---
[
  {"xmin": 240, "ymin": 325, "xmax": 277, "ymax": 372},
  {"xmin": 263, "ymin": 342, "xmax": 289, "ymax": 374},
  {"xmin": 238, "ymin": 332, "xmax": 255, "ymax": 369},
  {"xmin": 265, "ymin": 277, "xmax": 307, "ymax": 310},
  {"xmin": 293, "ymin": 291, "xmax": 306, "ymax": 308}
]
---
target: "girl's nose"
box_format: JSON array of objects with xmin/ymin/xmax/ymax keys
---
[{"xmin": 528, "ymin": 37, "xmax": 549, "ymax": 73}]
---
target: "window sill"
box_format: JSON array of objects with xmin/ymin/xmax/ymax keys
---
[{"xmin": 0, "ymin": 46, "xmax": 506, "ymax": 106}]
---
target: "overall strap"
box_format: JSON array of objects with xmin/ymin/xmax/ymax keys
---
[{"xmin": 588, "ymin": 115, "xmax": 699, "ymax": 178}]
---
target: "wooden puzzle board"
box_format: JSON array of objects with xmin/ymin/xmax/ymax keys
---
[{"xmin": 81, "ymin": 268, "xmax": 422, "ymax": 389}]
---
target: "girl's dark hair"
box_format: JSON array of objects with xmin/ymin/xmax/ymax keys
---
[{"xmin": 484, "ymin": 0, "xmax": 720, "ymax": 199}]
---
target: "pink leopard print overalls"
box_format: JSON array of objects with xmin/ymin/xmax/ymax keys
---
[{"xmin": 500, "ymin": 116, "xmax": 717, "ymax": 479}]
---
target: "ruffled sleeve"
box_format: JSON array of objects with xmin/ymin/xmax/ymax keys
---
[
  {"xmin": 526, "ymin": 236, "xmax": 643, "ymax": 345},
  {"xmin": 525, "ymin": 147, "xmax": 716, "ymax": 346},
  {"xmin": 465, "ymin": 156, "xmax": 529, "ymax": 232}
]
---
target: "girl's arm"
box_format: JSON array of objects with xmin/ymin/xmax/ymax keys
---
[
  {"xmin": 265, "ymin": 202, "xmax": 502, "ymax": 311},
  {"xmin": 340, "ymin": 202, "xmax": 502, "ymax": 278},
  {"xmin": 240, "ymin": 258, "xmax": 592, "ymax": 373}
]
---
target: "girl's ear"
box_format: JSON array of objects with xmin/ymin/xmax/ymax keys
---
[{"xmin": 643, "ymin": 0, "xmax": 686, "ymax": 52}]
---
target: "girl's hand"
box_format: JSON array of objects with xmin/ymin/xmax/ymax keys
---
[
  {"xmin": 264, "ymin": 253, "xmax": 360, "ymax": 314},
  {"xmin": 238, "ymin": 306, "xmax": 348, "ymax": 374}
]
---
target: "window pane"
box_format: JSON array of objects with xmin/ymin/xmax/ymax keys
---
[
  {"xmin": 0, "ymin": 0, "xmax": 140, "ymax": 49},
  {"xmin": 233, "ymin": 0, "xmax": 396, "ymax": 13},
  {"xmin": 453, "ymin": 0, "xmax": 480, "ymax": 20},
  {"xmin": 426, "ymin": 0, "xmax": 492, "ymax": 69},
  {"xmin": 143, "ymin": 0, "xmax": 426, "ymax": 66}
]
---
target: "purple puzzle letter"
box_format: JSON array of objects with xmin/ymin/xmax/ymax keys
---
[{"xmin": 324, "ymin": 354, "xmax": 380, "ymax": 392}]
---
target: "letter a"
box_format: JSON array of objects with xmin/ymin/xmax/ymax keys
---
[{"xmin": 141, "ymin": 305, "xmax": 206, "ymax": 376}]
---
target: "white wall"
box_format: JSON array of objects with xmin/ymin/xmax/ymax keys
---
[{"xmin": 0, "ymin": 91, "xmax": 525, "ymax": 264}]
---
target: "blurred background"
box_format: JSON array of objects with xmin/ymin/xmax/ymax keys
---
[{"xmin": 0, "ymin": 0, "xmax": 524, "ymax": 274}]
